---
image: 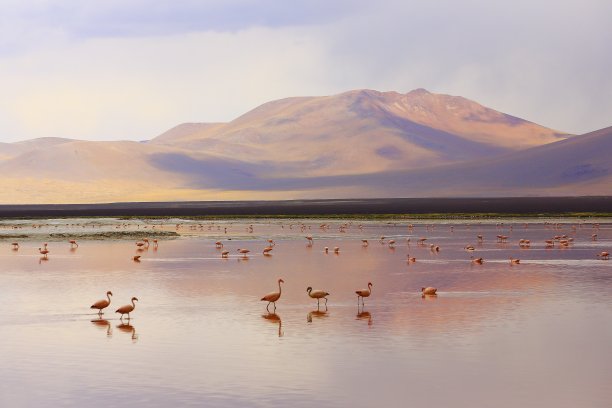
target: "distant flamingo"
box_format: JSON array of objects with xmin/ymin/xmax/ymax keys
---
[
  {"xmin": 69, "ymin": 239, "xmax": 78, "ymax": 248},
  {"xmin": 355, "ymin": 282, "xmax": 373, "ymax": 306},
  {"xmin": 38, "ymin": 247, "xmax": 50, "ymax": 259},
  {"xmin": 215, "ymin": 241, "xmax": 223, "ymax": 248},
  {"xmin": 509, "ymin": 257, "xmax": 520, "ymax": 265},
  {"xmin": 261, "ymin": 278, "xmax": 284, "ymax": 312},
  {"xmin": 421, "ymin": 287, "xmax": 437, "ymax": 296},
  {"xmin": 333, "ymin": 247, "xmax": 340, "ymax": 254},
  {"xmin": 407, "ymin": 254, "xmax": 416, "ymax": 263},
  {"xmin": 11, "ymin": 242, "xmax": 19, "ymax": 250},
  {"xmin": 597, "ymin": 251, "xmax": 609, "ymax": 260},
  {"xmin": 221, "ymin": 250, "xmax": 230, "ymax": 258},
  {"xmin": 133, "ymin": 255, "xmax": 141, "ymax": 262},
  {"xmin": 362, "ymin": 239, "xmax": 369, "ymax": 247},
  {"xmin": 471, "ymin": 256, "xmax": 484, "ymax": 264},
  {"xmin": 388, "ymin": 239, "xmax": 396, "ymax": 247},
  {"xmin": 237, "ymin": 248, "xmax": 250, "ymax": 258},
  {"xmin": 306, "ymin": 236, "xmax": 313, "ymax": 246},
  {"xmin": 324, "ymin": 247, "xmax": 329, "ymax": 254},
  {"xmin": 116, "ymin": 297, "xmax": 138, "ymax": 319},
  {"xmin": 90, "ymin": 291, "xmax": 113, "ymax": 314},
  {"xmin": 465, "ymin": 244, "xmax": 475, "ymax": 251},
  {"xmin": 307, "ymin": 287, "xmax": 330, "ymax": 307},
  {"xmin": 263, "ymin": 246, "xmax": 273, "ymax": 255}
]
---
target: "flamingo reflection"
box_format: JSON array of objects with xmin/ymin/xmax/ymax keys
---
[
  {"xmin": 116, "ymin": 322, "xmax": 138, "ymax": 342},
  {"xmin": 356, "ymin": 309, "xmax": 373, "ymax": 326},
  {"xmin": 262, "ymin": 313, "xmax": 283, "ymax": 337},
  {"xmin": 307, "ymin": 308, "xmax": 328, "ymax": 323},
  {"xmin": 91, "ymin": 318, "xmax": 112, "ymax": 337}
]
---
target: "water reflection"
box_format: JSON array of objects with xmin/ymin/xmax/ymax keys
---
[
  {"xmin": 91, "ymin": 318, "xmax": 112, "ymax": 337},
  {"xmin": 262, "ymin": 313, "xmax": 283, "ymax": 337},
  {"xmin": 306, "ymin": 308, "xmax": 328, "ymax": 323},
  {"xmin": 356, "ymin": 309, "xmax": 373, "ymax": 326},
  {"xmin": 117, "ymin": 322, "xmax": 138, "ymax": 342}
]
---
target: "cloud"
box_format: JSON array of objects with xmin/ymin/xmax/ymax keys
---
[{"xmin": 0, "ymin": 0, "xmax": 610, "ymax": 142}]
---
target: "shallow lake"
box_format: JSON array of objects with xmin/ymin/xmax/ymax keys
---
[{"xmin": 0, "ymin": 218, "xmax": 611, "ymax": 407}]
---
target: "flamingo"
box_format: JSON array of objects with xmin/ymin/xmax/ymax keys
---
[
  {"xmin": 261, "ymin": 278, "xmax": 284, "ymax": 312},
  {"xmin": 324, "ymin": 247, "xmax": 329, "ymax": 254},
  {"xmin": 267, "ymin": 239, "xmax": 275, "ymax": 247},
  {"xmin": 133, "ymin": 255, "xmax": 141, "ymax": 262},
  {"xmin": 116, "ymin": 297, "xmax": 138, "ymax": 319},
  {"xmin": 388, "ymin": 239, "xmax": 396, "ymax": 247},
  {"xmin": 90, "ymin": 291, "xmax": 113, "ymax": 314},
  {"xmin": 407, "ymin": 254, "xmax": 416, "ymax": 263},
  {"xmin": 11, "ymin": 242, "xmax": 19, "ymax": 250},
  {"xmin": 597, "ymin": 251, "xmax": 609, "ymax": 260},
  {"xmin": 362, "ymin": 239, "xmax": 369, "ymax": 247},
  {"xmin": 333, "ymin": 247, "xmax": 340, "ymax": 254},
  {"xmin": 421, "ymin": 287, "xmax": 437, "ymax": 295},
  {"xmin": 306, "ymin": 236, "xmax": 313, "ymax": 245},
  {"xmin": 221, "ymin": 250, "xmax": 230, "ymax": 258},
  {"xmin": 153, "ymin": 239, "xmax": 158, "ymax": 248},
  {"xmin": 509, "ymin": 257, "xmax": 520, "ymax": 265},
  {"xmin": 237, "ymin": 248, "xmax": 250, "ymax": 258},
  {"xmin": 355, "ymin": 282, "xmax": 373, "ymax": 306},
  {"xmin": 263, "ymin": 246, "xmax": 273, "ymax": 255},
  {"xmin": 38, "ymin": 247, "xmax": 50, "ymax": 259},
  {"xmin": 69, "ymin": 239, "xmax": 79, "ymax": 248},
  {"xmin": 465, "ymin": 244, "xmax": 475, "ymax": 251},
  {"xmin": 471, "ymin": 256, "xmax": 484, "ymax": 264},
  {"xmin": 215, "ymin": 241, "xmax": 223, "ymax": 248},
  {"xmin": 307, "ymin": 287, "xmax": 330, "ymax": 307},
  {"xmin": 477, "ymin": 234, "xmax": 483, "ymax": 242}
]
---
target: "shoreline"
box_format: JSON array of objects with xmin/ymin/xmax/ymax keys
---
[{"xmin": 0, "ymin": 197, "xmax": 610, "ymax": 218}]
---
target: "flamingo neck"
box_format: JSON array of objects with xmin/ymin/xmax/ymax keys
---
[
  {"xmin": 278, "ymin": 281, "xmax": 282, "ymax": 294},
  {"xmin": 131, "ymin": 299, "xmax": 136, "ymax": 308},
  {"xmin": 107, "ymin": 293, "xmax": 112, "ymax": 303}
]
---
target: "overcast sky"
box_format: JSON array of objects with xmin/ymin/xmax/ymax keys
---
[{"xmin": 0, "ymin": 0, "xmax": 610, "ymax": 142}]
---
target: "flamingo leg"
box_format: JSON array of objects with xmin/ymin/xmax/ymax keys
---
[
  {"xmin": 324, "ymin": 297, "xmax": 328, "ymax": 305},
  {"xmin": 266, "ymin": 302, "xmax": 271, "ymax": 312}
]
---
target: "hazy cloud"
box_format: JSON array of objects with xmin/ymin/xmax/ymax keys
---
[{"xmin": 0, "ymin": 0, "xmax": 610, "ymax": 142}]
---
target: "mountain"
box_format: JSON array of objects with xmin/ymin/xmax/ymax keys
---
[
  {"xmin": 150, "ymin": 89, "xmax": 567, "ymax": 177},
  {"xmin": 1, "ymin": 88, "xmax": 602, "ymax": 204}
]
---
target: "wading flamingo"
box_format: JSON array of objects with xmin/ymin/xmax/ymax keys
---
[
  {"xmin": 90, "ymin": 291, "xmax": 113, "ymax": 314},
  {"xmin": 38, "ymin": 247, "xmax": 50, "ymax": 259},
  {"xmin": 597, "ymin": 251, "xmax": 609, "ymax": 260},
  {"xmin": 307, "ymin": 287, "xmax": 330, "ymax": 307},
  {"xmin": 263, "ymin": 246, "xmax": 273, "ymax": 255},
  {"xmin": 133, "ymin": 255, "xmax": 141, "ymax": 262},
  {"xmin": 261, "ymin": 278, "xmax": 284, "ymax": 312},
  {"xmin": 355, "ymin": 282, "xmax": 373, "ymax": 306},
  {"xmin": 237, "ymin": 248, "xmax": 250, "ymax": 258},
  {"xmin": 116, "ymin": 297, "xmax": 138, "ymax": 319},
  {"xmin": 69, "ymin": 240, "xmax": 79, "ymax": 248},
  {"xmin": 221, "ymin": 250, "xmax": 230, "ymax": 258}
]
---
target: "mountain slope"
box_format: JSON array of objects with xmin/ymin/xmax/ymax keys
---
[{"xmin": 150, "ymin": 89, "xmax": 567, "ymax": 177}]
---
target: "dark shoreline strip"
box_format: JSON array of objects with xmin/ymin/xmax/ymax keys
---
[{"xmin": 0, "ymin": 197, "xmax": 611, "ymax": 218}]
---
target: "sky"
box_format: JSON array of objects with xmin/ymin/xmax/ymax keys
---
[{"xmin": 0, "ymin": 0, "xmax": 610, "ymax": 143}]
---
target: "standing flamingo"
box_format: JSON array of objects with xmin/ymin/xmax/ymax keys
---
[
  {"xmin": 116, "ymin": 297, "xmax": 138, "ymax": 319},
  {"xmin": 307, "ymin": 287, "xmax": 330, "ymax": 307},
  {"xmin": 38, "ymin": 247, "xmax": 50, "ymax": 259},
  {"xmin": 221, "ymin": 250, "xmax": 230, "ymax": 258},
  {"xmin": 90, "ymin": 291, "xmax": 113, "ymax": 314},
  {"xmin": 69, "ymin": 240, "xmax": 79, "ymax": 248},
  {"xmin": 237, "ymin": 248, "xmax": 250, "ymax": 258},
  {"xmin": 261, "ymin": 278, "xmax": 284, "ymax": 312},
  {"xmin": 355, "ymin": 282, "xmax": 373, "ymax": 306},
  {"xmin": 263, "ymin": 246, "xmax": 273, "ymax": 256}
]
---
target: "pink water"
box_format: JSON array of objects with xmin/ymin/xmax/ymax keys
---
[{"xmin": 0, "ymin": 219, "xmax": 611, "ymax": 407}]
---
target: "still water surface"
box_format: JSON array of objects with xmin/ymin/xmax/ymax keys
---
[{"xmin": 0, "ymin": 219, "xmax": 611, "ymax": 407}]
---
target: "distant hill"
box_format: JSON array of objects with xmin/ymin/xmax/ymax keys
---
[{"xmin": 1, "ymin": 88, "xmax": 603, "ymax": 204}]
